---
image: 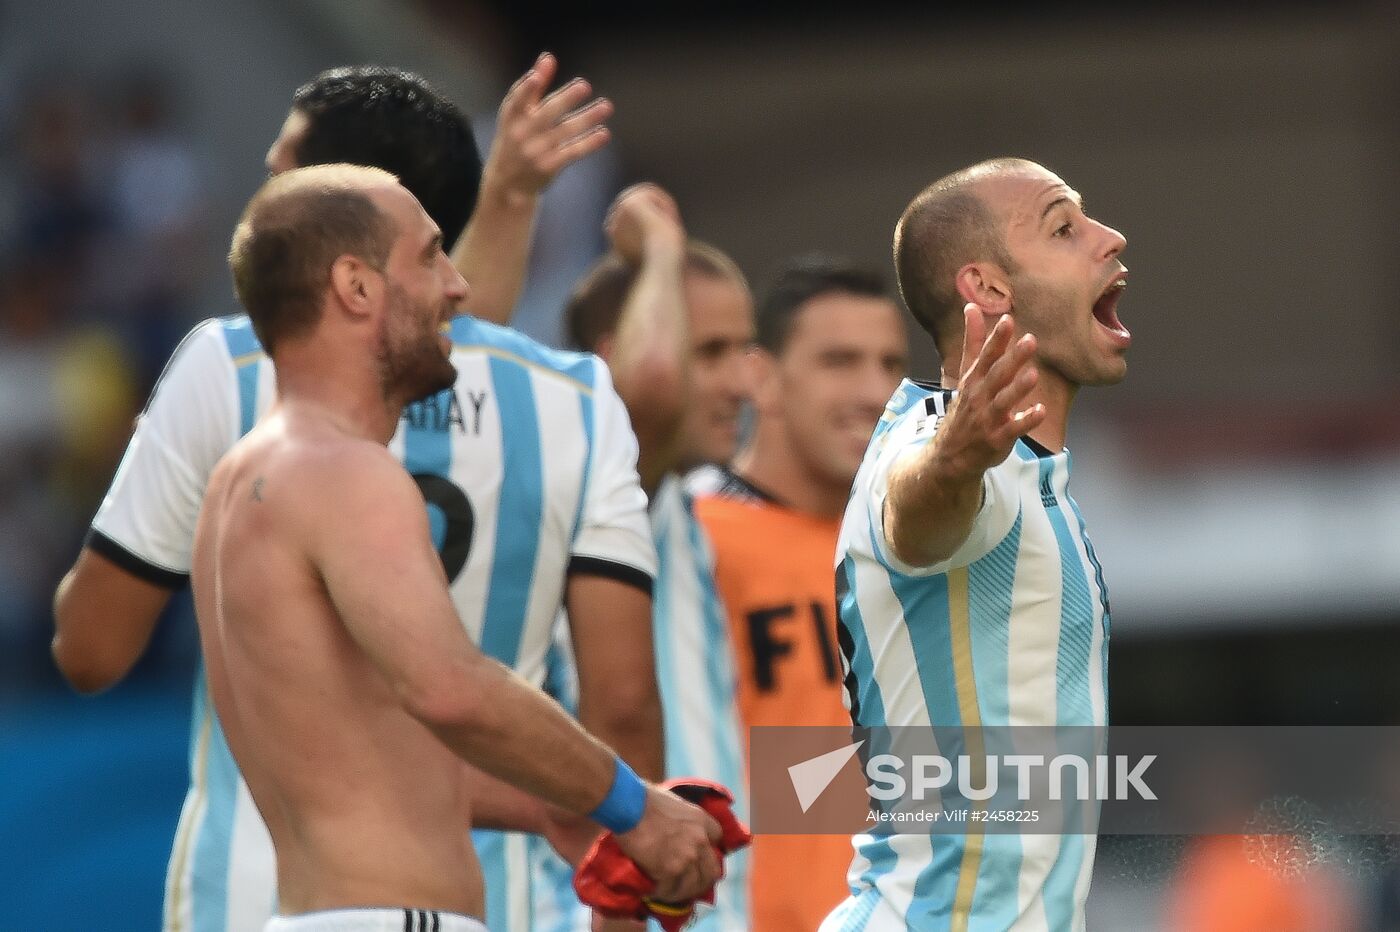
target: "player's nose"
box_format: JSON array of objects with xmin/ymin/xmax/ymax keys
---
[
  {"xmin": 1095, "ymin": 220, "xmax": 1127, "ymax": 260},
  {"xmin": 441, "ymin": 258, "xmax": 470, "ymax": 306}
]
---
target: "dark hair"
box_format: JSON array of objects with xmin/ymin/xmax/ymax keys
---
[
  {"xmin": 893, "ymin": 157, "xmax": 1027, "ymax": 352},
  {"xmin": 756, "ymin": 255, "xmax": 890, "ymax": 353},
  {"xmin": 291, "ymin": 66, "xmax": 480, "ymax": 250},
  {"xmin": 563, "ymin": 241, "xmax": 748, "ymax": 352},
  {"xmin": 229, "ymin": 165, "xmax": 396, "ymax": 354}
]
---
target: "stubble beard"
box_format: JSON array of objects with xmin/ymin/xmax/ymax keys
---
[
  {"xmin": 378, "ymin": 287, "xmax": 458, "ymax": 407},
  {"xmin": 1009, "ymin": 274, "xmax": 1105, "ymax": 389}
]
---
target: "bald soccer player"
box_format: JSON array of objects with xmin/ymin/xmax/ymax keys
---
[
  {"xmin": 825, "ymin": 157, "xmax": 1128, "ymax": 930},
  {"xmin": 196, "ymin": 164, "xmax": 720, "ymax": 932}
]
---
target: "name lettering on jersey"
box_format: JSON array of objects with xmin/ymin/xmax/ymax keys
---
[
  {"xmin": 401, "ymin": 388, "xmax": 490, "ymax": 435},
  {"xmin": 465, "ymin": 389, "xmax": 488, "ymax": 435},
  {"xmin": 747, "ymin": 601, "xmax": 840, "ymax": 692}
]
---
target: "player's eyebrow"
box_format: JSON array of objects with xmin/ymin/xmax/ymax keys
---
[{"xmin": 1040, "ymin": 191, "xmax": 1083, "ymax": 223}]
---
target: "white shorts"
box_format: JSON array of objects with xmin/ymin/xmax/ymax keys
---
[{"xmin": 265, "ymin": 908, "xmax": 487, "ymax": 932}]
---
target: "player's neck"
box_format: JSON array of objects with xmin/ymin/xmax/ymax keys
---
[
  {"xmin": 1022, "ymin": 370, "xmax": 1075, "ymax": 453},
  {"xmin": 273, "ymin": 348, "xmax": 402, "ymax": 445},
  {"xmin": 733, "ymin": 425, "xmax": 848, "ymax": 520}
]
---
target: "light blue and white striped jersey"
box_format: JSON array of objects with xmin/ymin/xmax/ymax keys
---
[
  {"xmin": 90, "ymin": 313, "xmax": 655, "ymax": 932},
  {"xmin": 529, "ymin": 473, "xmax": 751, "ymax": 932},
  {"xmin": 822, "ymin": 379, "xmax": 1110, "ymax": 932}
]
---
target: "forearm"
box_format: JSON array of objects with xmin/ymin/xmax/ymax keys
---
[
  {"xmin": 884, "ymin": 444, "xmax": 985, "ymax": 568},
  {"xmin": 461, "ymin": 761, "xmax": 548, "ymax": 833},
  {"xmin": 610, "ymin": 241, "xmax": 687, "ymax": 386},
  {"xmin": 578, "ymin": 685, "xmax": 664, "ymax": 782},
  {"xmin": 450, "ymin": 183, "xmax": 537, "ymax": 326},
  {"xmin": 609, "ymin": 245, "xmax": 688, "ymax": 481},
  {"xmin": 425, "ymin": 657, "xmax": 618, "ymax": 818}
]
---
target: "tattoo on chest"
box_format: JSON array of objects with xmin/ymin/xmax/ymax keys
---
[{"xmin": 252, "ymin": 477, "xmax": 265, "ymax": 502}]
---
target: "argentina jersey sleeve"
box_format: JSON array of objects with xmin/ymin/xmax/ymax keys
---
[
  {"xmin": 864, "ymin": 387, "xmax": 1022, "ymax": 578},
  {"xmin": 89, "ymin": 319, "xmax": 240, "ymax": 586},
  {"xmin": 567, "ymin": 359, "xmax": 656, "ymax": 593}
]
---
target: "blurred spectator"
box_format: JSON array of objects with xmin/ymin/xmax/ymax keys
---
[
  {"xmin": 0, "ymin": 71, "xmax": 195, "ymax": 690},
  {"xmin": 0, "ymin": 255, "xmax": 138, "ymax": 688},
  {"xmin": 11, "ymin": 84, "xmax": 108, "ymax": 264},
  {"xmin": 90, "ymin": 69, "xmax": 209, "ymax": 391}
]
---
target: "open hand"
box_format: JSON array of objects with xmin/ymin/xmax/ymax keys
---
[
  {"xmin": 933, "ymin": 305, "xmax": 1046, "ymax": 481},
  {"xmin": 483, "ymin": 52, "xmax": 614, "ymax": 205}
]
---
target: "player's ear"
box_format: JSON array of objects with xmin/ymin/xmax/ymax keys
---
[
  {"xmin": 746, "ymin": 345, "xmax": 780, "ymax": 415},
  {"xmin": 329, "ymin": 254, "xmax": 382, "ymax": 322},
  {"xmin": 954, "ymin": 262, "xmax": 1012, "ymax": 318}
]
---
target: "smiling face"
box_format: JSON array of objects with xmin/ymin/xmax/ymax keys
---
[
  {"xmin": 367, "ymin": 184, "xmax": 466, "ymax": 404},
  {"xmin": 678, "ymin": 272, "xmax": 755, "ymax": 467},
  {"xmin": 756, "ymin": 291, "xmax": 908, "ymax": 487},
  {"xmin": 979, "ymin": 164, "xmax": 1130, "ymax": 387}
]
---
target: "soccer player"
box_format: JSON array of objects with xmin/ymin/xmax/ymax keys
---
[
  {"xmin": 52, "ymin": 66, "xmax": 656, "ymax": 932},
  {"xmin": 199, "ymin": 163, "xmax": 720, "ymax": 932},
  {"xmin": 688, "ymin": 257, "xmax": 908, "ymax": 930},
  {"xmin": 264, "ymin": 53, "xmax": 612, "ymax": 327},
  {"xmin": 540, "ymin": 183, "xmax": 754, "ymax": 931},
  {"xmin": 822, "ymin": 158, "xmax": 1127, "ymax": 930}
]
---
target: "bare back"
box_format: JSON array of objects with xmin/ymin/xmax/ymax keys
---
[{"xmin": 192, "ymin": 408, "xmax": 483, "ymax": 916}]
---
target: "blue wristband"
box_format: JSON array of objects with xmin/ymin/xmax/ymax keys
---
[{"xmin": 589, "ymin": 757, "xmax": 647, "ymax": 834}]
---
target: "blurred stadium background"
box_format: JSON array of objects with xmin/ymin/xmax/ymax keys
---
[{"xmin": 3, "ymin": 0, "xmax": 1399, "ymax": 928}]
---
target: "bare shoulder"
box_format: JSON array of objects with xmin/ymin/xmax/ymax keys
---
[
  {"xmin": 276, "ymin": 434, "xmax": 428, "ymax": 548},
  {"xmin": 296, "ymin": 432, "xmax": 404, "ymax": 483},
  {"xmin": 211, "ymin": 421, "xmax": 417, "ymax": 540}
]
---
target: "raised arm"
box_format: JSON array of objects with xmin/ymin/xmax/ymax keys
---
[
  {"xmin": 452, "ymin": 52, "xmax": 613, "ymax": 324},
  {"xmin": 311, "ymin": 447, "xmax": 718, "ymax": 901},
  {"xmin": 602, "ymin": 184, "xmax": 689, "ymax": 493},
  {"xmin": 884, "ymin": 308, "xmax": 1044, "ymax": 568}
]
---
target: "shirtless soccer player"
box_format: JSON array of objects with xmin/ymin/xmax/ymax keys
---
[{"xmin": 196, "ymin": 164, "xmax": 720, "ymax": 932}]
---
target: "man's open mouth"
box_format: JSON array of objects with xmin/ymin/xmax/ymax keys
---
[{"xmin": 1092, "ymin": 274, "xmax": 1130, "ymax": 341}]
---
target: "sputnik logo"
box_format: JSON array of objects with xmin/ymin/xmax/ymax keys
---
[{"xmin": 787, "ymin": 740, "xmax": 864, "ymax": 813}]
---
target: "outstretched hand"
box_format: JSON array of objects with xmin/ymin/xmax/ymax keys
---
[
  {"xmin": 933, "ymin": 305, "xmax": 1046, "ymax": 481},
  {"xmin": 484, "ymin": 52, "xmax": 614, "ymax": 205}
]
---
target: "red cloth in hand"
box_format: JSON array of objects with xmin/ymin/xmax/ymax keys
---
[{"xmin": 573, "ymin": 778, "xmax": 752, "ymax": 931}]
